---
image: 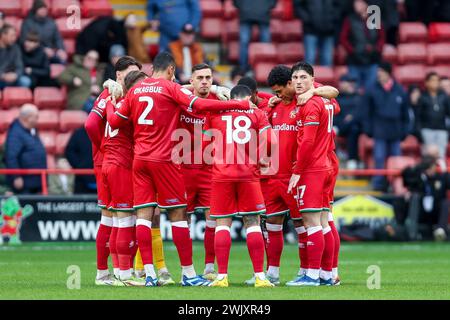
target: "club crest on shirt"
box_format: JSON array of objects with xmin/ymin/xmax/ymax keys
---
[
  {"xmin": 289, "ymin": 110, "xmax": 298, "ymax": 119},
  {"xmin": 272, "ymin": 112, "xmax": 277, "ymax": 118},
  {"xmin": 98, "ymin": 99, "xmax": 106, "ymax": 109},
  {"xmin": 297, "ymin": 119, "xmax": 303, "ymax": 127}
]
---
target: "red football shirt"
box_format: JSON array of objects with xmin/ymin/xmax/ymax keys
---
[
  {"xmin": 86, "ymin": 89, "xmax": 109, "ymax": 168},
  {"xmin": 107, "ymin": 78, "xmax": 250, "ymax": 162},
  {"xmin": 177, "ymin": 92, "xmax": 219, "ymax": 168},
  {"xmin": 103, "ymin": 96, "xmax": 134, "ymax": 169},
  {"xmin": 204, "ymin": 107, "xmax": 271, "ymax": 182},
  {"xmin": 293, "ymin": 96, "xmax": 334, "ymax": 174},
  {"xmin": 263, "ymin": 99, "xmax": 300, "ymax": 179}
]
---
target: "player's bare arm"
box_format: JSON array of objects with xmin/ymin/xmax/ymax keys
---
[{"xmin": 297, "ymin": 85, "xmax": 339, "ymax": 105}]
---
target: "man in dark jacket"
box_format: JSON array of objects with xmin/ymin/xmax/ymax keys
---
[
  {"xmin": 335, "ymin": 74, "xmax": 364, "ymax": 168},
  {"xmin": 415, "ymin": 72, "xmax": 450, "ymax": 165},
  {"xmin": 147, "ymin": 0, "xmax": 201, "ymax": 54},
  {"xmin": 4, "ymin": 104, "xmax": 47, "ymax": 194},
  {"xmin": 340, "ymin": 0, "xmax": 385, "ymax": 92},
  {"xmin": 293, "ymin": 0, "xmax": 341, "ymax": 66},
  {"xmin": 21, "ymin": 30, "xmax": 53, "ymax": 89},
  {"xmin": 64, "ymin": 126, "xmax": 96, "ymax": 194},
  {"xmin": 0, "ymin": 24, "xmax": 31, "ymax": 89},
  {"xmin": 364, "ymin": 62, "xmax": 410, "ymax": 191},
  {"xmin": 19, "ymin": 0, "xmax": 67, "ymax": 64},
  {"xmin": 233, "ymin": 0, "xmax": 276, "ymax": 71}
]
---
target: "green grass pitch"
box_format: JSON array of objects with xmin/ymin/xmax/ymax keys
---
[{"xmin": 1, "ymin": 242, "xmax": 449, "ymax": 300}]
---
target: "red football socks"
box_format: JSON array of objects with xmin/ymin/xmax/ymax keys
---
[
  {"xmin": 96, "ymin": 216, "xmax": 112, "ymax": 270},
  {"xmin": 246, "ymin": 226, "xmax": 265, "ymax": 274},
  {"xmin": 215, "ymin": 226, "xmax": 231, "ymax": 274},
  {"xmin": 171, "ymin": 221, "xmax": 193, "ymax": 267}
]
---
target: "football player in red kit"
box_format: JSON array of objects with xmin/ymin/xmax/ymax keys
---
[
  {"xmin": 287, "ymin": 62, "xmax": 335, "ymax": 286},
  {"xmin": 106, "ymin": 52, "xmax": 254, "ymax": 287}
]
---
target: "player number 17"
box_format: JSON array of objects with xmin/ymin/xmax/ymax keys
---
[{"xmin": 325, "ymin": 104, "xmax": 334, "ymax": 133}]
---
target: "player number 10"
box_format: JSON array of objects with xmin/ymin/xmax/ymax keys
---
[{"xmin": 221, "ymin": 115, "xmax": 252, "ymax": 144}]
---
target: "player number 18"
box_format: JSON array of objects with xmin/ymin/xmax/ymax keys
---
[{"xmin": 221, "ymin": 115, "xmax": 252, "ymax": 144}]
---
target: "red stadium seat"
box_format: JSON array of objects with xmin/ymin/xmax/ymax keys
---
[
  {"xmin": 248, "ymin": 43, "xmax": 277, "ymax": 66},
  {"xmin": 39, "ymin": 131, "xmax": 57, "ymax": 154},
  {"xmin": 270, "ymin": 0, "xmax": 285, "ymax": 20},
  {"xmin": 221, "ymin": 19, "xmax": 240, "ymax": 43},
  {"xmin": 37, "ymin": 110, "xmax": 59, "ymax": 130},
  {"xmin": 393, "ymin": 64, "xmax": 426, "ymax": 86},
  {"xmin": 382, "ymin": 44, "xmax": 398, "ymax": 64},
  {"xmin": 56, "ymin": 17, "xmax": 82, "ymax": 38},
  {"xmin": 270, "ymin": 19, "xmax": 283, "ymax": 42},
  {"xmin": 0, "ymin": 108, "xmax": 20, "ymax": 132},
  {"xmin": 21, "ymin": 0, "xmax": 51, "ymax": 17},
  {"xmin": 254, "ymin": 62, "xmax": 277, "ymax": 84},
  {"xmin": 358, "ymin": 134, "xmax": 375, "ymax": 169},
  {"xmin": 398, "ymin": 22, "xmax": 428, "ymax": 43},
  {"xmin": 51, "ymin": 0, "xmax": 80, "ymax": 18},
  {"xmin": 59, "ymin": 110, "xmax": 87, "ymax": 132},
  {"xmin": 223, "ymin": 0, "xmax": 237, "ymax": 20},
  {"xmin": 400, "ymin": 135, "xmax": 421, "ymax": 157},
  {"xmin": 200, "ymin": 0, "xmax": 223, "ymax": 18},
  {"xmin": 4, "ymin": 17, "xmax": 23, "ymax": 34},
  {"xmin": 200, "ymin": 18, "xmax": 222, "ymax": 40},
  {"xmin": 50, "ymin": 64, "xmax": 66, "ymax": 79},
  {"xmin": 34, "ymin": 87, "xmax": 66, "ymax": 109},
  {"xmin": 426, "ymin": 65, "xmax": 450, "ymax": 79},
  {"xmin": 313, "ymin": 66, "xmax": 335, "ymax": 87},
  {"xmin": 0, "ymin": 2, "xmax": 21, "ymax": 16},
  {"xmin": 282, "ymin": 20, "xmax": 302, "ymax": 42},
  {"xmin": 2, "ymin": 87, "xmax": 33, "ymax": 109},
  {"xmin": 226, "ymin": 41, "xmax": 239, "ymax": 63},
  {"xmin": 397, "ymin": 43, "xmax": 427, "ymax": 64},
  {"xmin": 47, "ymin": 154, "xmax": 56, "ymax": 169},
  {"xmin": 55, "ymin": 132, "xmax": 72, "ymax": 155},
  {"xmin": 277, "ymin": 42, "xmax": 304, "ymax": 64},
  {"xmin": 81, "ymin": 0, "xmax": 113, "ymax": 18},
  {"xmin": 428, "ymin": 23, "xmax": 450, "ymax": 42},
  {"xmin": 63, "ymin": 38, "xmax": 76, "ymax": 59},
  {"xmin": 427, "ymin": 43, "xmax": 450, "ymax": 65},
  {"xmin": 386, "ymin": 156, "xmax": 417, "ymax": 196}
]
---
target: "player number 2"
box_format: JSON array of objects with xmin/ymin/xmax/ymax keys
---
[
  {"xmin": 138, "ymin": 96, "xmax": 154, "ymax": 125},
  {"xmin": 325, "ymin": 104, "xmax": 334, "ymax": 133},
  {"xmin": 221, "ymin": 115, "xmax": 251, "ymax": 144}
]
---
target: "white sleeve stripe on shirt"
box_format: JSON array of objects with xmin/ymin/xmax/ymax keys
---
[
  {"xmin": 189, "ymin": 96, "xmax": 199, "ymax": 111},
  {"xmin": 91, "ymin": 109, "xmax": 103, "ymax": 119},
  {"xmin": 259, "ymin": 125, "xmax": 271, "ymax": 134},
  {"xmin": 115, "ymin": 111, "xmax": 128, "ymax": 120},
  {"xmin": 304, "ymin": 122, "xmax": 319, "ymax": 126}
]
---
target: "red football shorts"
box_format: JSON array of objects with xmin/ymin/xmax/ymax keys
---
[
  {"xmin": 329, "ymin": 152, "xmax": 339, "ymax": 205},
  {"xmin": 133, "ymin": 159, "xmax": 187, "ymax": 210},
  {"xmin": 210, "ymin": 180, "xmax": 266, "ymax": 218},
  {"xmin": 94, "ymin": 166, "xmax": 108, "ymax": 209},
  {"xmin": 181, "ymin": 165, "xmax": 212, "ymax": 214},
  {"xmin": 260, "ymin": 178, "xmax": 299, "ymax": 218},
  {"xmin": 102, "ymin": 164, "xmax": 134, "ymax": 211},
  {"xmin": 291, "ymin": 170, "xmax": 334, "ymax": 219}
]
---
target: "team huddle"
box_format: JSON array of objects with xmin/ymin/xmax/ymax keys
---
[{"xmin": 85, "ymin": 52, "xmax": 341, "ymax": 288}]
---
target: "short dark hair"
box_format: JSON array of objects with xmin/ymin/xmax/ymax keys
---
[
  {"xmin": 192, "ymin": 63, "xmax": 212, "ymax": 74},
  {"xmin": 378, "ymin": 61, "xmax": 392, "ymax": 75},
  {"xmin": 267, "ymin": 65, "xmax": 292, "ymax": 87},
  {"xmin": 152, "ymin": 52, "xmax": 176, "ymax": 72},
  {"xmin": 230, "ymin": 66, "xmax": 245, "ymax": 80},
  {"xmin": 291, "ymin": 61, "xmax": 314, "ymax": 77},
  {"xmin": 425, "ymin": 71, "xmax": 439, "ymax": 82},
  {"xmin": 237, "ymin": 76, "xmax": 257, "ymax": 93},
  {"xmin": 1, "ymin": 24, "xmax": 15, "ymax": 35},
  {"xmin": 25, "ymin": 30, "xmax": 40, "ymax": 42},
  {"xmin": 124, "ymin": 71, "xmax": 147, "ymax": 91},
  {"xmin": 230, "ymin": 85, "xmax": 252, "ymax": 99},
  {"xmin": 441, "ymin": 76, "xmax": 449, "ymax": 81},
  {"xmin": 114, "ymin": 55, "xmax": 142, "ymax": 72}
]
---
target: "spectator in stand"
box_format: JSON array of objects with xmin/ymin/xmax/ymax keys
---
[
  {"xmin": 58, "ymin": 50, "xmax": 105, "ymax": 111},
  {"xmin": 369, "ymin": 0, "xmax": 402, "ymax": 46},
  {"xmin": 415, "ymin": 72, "xmax": 450, "ymax": 165},
  {"xmin": 440, "ymin": 76, "xmax": 450, "ymax": 97},
  {"xmin": 20, "ymin": 0, "xmax": 67, "ymax": 64},
  {"xmin": 293, "ymin": 0, "xmax": 341, "ymax": 67},
  {"xmin": 0, "ymin": 24, "xmax": 31, "ymax": 89},
  {"xmin": 334, "ymin": 74, "xmax": 364, "ymax": 169},
  {"xmin": 65, "ymin": 126, "xmax": 96, "ymax": 194},
  {"xmin": 225, "ymin": 66, "xmax": 246, "ymax": 88},
  {"xmin": 169, "ymin": 24, "xmax": 204, "ymax": 84},
  {"xmin": 0, "ymin": 11, "xmax": 4, "ymax": 29},
  {"xmin": 48, "ymin": 156, "xmax": 74, "ymax": 195},
  {"xmin": 233, "ymin": 0, "xmax": 276, "ymax": 72},
  {"xmin": 340, "ymin": 0, "xmax": 385, "ymax": 92},
  {"xmin": 364, "ymin": 62, "xmax": 410, "ymax": 191},
  {"xmin": 124, "ymin": 13, "xmax": 151, "ymax": 64},
  {"xmin": 103, "ymin": 44, "xmax": 126, "ymax": 82},
  {"xmin": 147, "ymin": 0, "xmax": 202, "ymax": 54},
  {"xmin": 4, "ymin": 104, "xmax": 47, "ymax": 194},
  {"xmin": 21, "ymin": 30, "xmax": 53, "ymax": 89},
  {"xmin": 76, "ymin": 16, "xmax": 128, "ymax": 64}
]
